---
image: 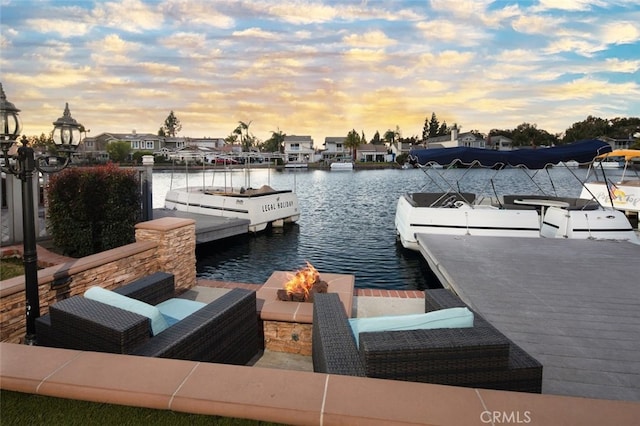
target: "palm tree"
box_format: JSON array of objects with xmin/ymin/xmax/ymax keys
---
[
  {"xmin": 343, "ymin": 129, "xmax": 361, "ymax": 162},
  {"xmin": 384, "ymin": 126, "xmax": 400, "ymax": 146},
  {"xmin": 266, "ymin": 128, "xmax": 286, "ymax": 154},
  {"xmin": 234, "ymin": 121, "xmax": 252, "ymax": 152}
]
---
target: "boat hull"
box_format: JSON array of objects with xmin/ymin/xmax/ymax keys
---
[
  {"xmin": 394, "ymin": 194, "xmax": 540, "ymax": 251},
  {"xmin": 330, "ymin": 162, "xmax": 354, "ymax": 170},
  {"xmin": 165, "ymin": 187, "xmax": 300, "ymax": 232},
  {"xmin": 541, "ymin": 206, "xmax": 639, "ymax": 242},
  {"xmin": 581, "ymin": 181, "xmax": 640, "ymax": 213},
  {"xmin": 395, "ymin": 192, "xmax": 640, "ymax": 251}
]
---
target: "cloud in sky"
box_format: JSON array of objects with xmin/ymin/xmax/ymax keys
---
[{"xmin": 1, "ymin": 0, "xmax": 638, "ymax": 145}]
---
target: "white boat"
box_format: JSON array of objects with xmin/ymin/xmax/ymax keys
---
[
  {"xmin": 592, "ymin": 160, "xmax": 622, "ymax": 169},
  {"xmin": 330, "ymin": 161, "xmax": 354, "ymax": 171},
  {"xmin": 165, "ymin": 185, "xmax": 300, "ymax": 233},
  {"xmin": 581, "ymin": 149, "xmax": 640, "ymax": 214},
  {"xmin": 284, "ymin": 162, "xmax": 308, "ymax": 169},
  {"xmin": 558, "ymin": 160, "xmax": 580, "ymax": 168},
  {"xmin": 395, "ymin": 141, "xmax": 639, "ymax": 251}
]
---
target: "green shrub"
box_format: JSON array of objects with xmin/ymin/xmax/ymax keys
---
[{"xmin": 47, "ymin": 164, "xmax": 141, "ymax": 257}]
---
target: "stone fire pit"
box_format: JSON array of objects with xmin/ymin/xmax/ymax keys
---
[{"xmin": 256, "ymin": 271, "xmax": 355, "ymax": 355}]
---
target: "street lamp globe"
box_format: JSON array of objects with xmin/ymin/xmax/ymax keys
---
[
  {"xmin": 52, "ymin": 102, "xmax": 82, "ymax": 152},
  {"xmin": 0, "ymin": 82, "xmax": 22, "ymax": 152}
]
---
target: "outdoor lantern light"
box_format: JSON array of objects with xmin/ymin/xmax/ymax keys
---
[
  {"xmin": 0, "ymin": 82, "xmax": 83, "ymax": 344},
  {"xmin": 52, "ymin": 103, "xmax": 82, "ymax": 150},
  {"xmin": 0, "ymin": 83, "xmax": 22, "ymax": 153}
]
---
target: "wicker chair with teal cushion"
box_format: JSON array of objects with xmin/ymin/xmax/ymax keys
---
[
  {"xmin": 35, "ymin": 272, "xmax": 261, "ymax": 365},
  {"xmin": 312, "ymin": 290, "xmax": 542, "ymax": 393}
]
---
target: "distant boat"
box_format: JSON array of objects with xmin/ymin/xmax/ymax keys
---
[
  {"xmin": 581, "ymin": 149, "xmax": 640, "ymax": 214},
  {"xmin": 593, "ymin": 159, "xmax": 622, "ymax": 169},
  {"xmin": 558, "ymin": 160, "xmax": 580, "ymax": 168},
  {"xmin": 284, "ymin": 162, "xmax": 308, "ymax": 169},
  {"xmin": 330, "ymin": 161, "xmax": 354, "ymax": 171}
]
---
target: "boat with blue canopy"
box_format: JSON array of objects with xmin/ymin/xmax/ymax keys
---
[{"xmin": 395, "ymin": 140, "xmax": 638, "ymax": 250}]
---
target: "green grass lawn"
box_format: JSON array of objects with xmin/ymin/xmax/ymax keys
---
[
  {"xmin": 0, "ymin": 257, "xmax": 25, "ymax": 280},
  {"xmin": 1, "ymin": 390, "xmax": 283, "ymax": 425}
]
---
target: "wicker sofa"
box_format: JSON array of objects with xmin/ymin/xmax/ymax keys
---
[
  {"xmin": 312, "ymin": 289, "xmax": 542, "ymax": 393},
  {"xmin": 35, "ymin": 272, "xmax": 261, "ymax": 365}
]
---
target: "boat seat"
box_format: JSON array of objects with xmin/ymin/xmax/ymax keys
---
[
  {"xmin": 495, "ymin": 203, "xmax": 537, "ymax": 210},
  {"xmin": 409, "ymin": 192, "xmax": 476, "ymax": 208},
  {"xmin": 503, "ymin": 195, "xmax": 601, "ymax": 211}
]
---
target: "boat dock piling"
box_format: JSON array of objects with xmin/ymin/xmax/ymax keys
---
[{"xmin": 416, "ymin": 233, "xmax": 640, "ymax": 401}]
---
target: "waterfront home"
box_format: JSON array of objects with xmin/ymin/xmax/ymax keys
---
[
  {"xmin": 323, "ymin": 136, "xmax": 350, "ymax": 163},
  {"xmin": 424, "ymin": 127, "xmax": 486, "ymax": 149},
  {"xmin": 283, "ymin": 135, "xmax": 316, "ymax": 164}
]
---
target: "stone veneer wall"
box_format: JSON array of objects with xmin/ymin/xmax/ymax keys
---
[
  {"xmin": 134, "ymin": 217, "xmax": 197, "ymax": 294},
  {"xmin": 263, "ymin": 321, "xmax": 312, "ymax": 355},
  {"xmin": 0, "ymin": 217, "xmax": 196, "ymax": 344}
]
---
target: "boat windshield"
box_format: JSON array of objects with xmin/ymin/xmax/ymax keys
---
[{"xmin": 408, "ymin": 141, "xmax": 615, "ymax": 206}]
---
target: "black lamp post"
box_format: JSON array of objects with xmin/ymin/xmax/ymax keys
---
[{"xmin": 0, "ymin": 83, "xmax": 83, "ymax": 344}]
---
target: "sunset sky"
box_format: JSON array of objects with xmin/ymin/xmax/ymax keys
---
[{"xmin": 1, "ymin": 0, "xmax": 639, "ymax": 146}]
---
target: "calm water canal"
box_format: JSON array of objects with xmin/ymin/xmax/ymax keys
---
[{"xmin": 152, "ymin": 166, "xmax": 588, "ymax": 290}]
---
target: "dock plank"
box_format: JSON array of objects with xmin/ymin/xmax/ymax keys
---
[
  {"xmin": 417, "ymin": 234, "xmax": 640, "ymax": 401},
  {"xmin": 152, "ymin": 209, "xmax": 249, "ymax": 244}
]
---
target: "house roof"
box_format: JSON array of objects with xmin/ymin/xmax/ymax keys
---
[
  {"xmin": 284, "ymin": 135, "xmax": 313, "ymax": 142},
  {"xmin": 358, "ymin": 144, "xmax": 388, "ymax": 153},
  {"xmin": 324, "ymin": 137, "xmax": 345, "ymax": 144}
]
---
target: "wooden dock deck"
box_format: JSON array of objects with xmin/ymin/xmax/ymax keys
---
[
  {"xmin": 416, "ymin": 234, "xmax": 640, "ymax": 401},
  {"xmin": 152, "ymin": 209, "xmax": 249, "ymax": 244}
]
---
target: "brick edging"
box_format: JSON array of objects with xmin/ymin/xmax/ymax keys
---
[{"xmin": 196, "ymin": 279, "xmax": 425, "ymax": 298}]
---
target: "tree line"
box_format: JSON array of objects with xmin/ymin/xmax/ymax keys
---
[
  {"xmin": 158, "ymin": 110, "xmax": 640, "ymax": 153},
  {"xmin": 17, "ymin": 111, "xmax": 640, "ymax": 162}
]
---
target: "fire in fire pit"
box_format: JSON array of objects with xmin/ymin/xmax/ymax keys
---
[{"xmin": 277, "ymin": 261, "xmax": 328, "ymax": 302}]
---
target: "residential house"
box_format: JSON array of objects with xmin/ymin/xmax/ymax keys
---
[
  {"xmin": 487, "ymin": 135, "xmax": 513, "ymax": 151},
  {"xmin": 323, "ymin": 137, "xmax": 350, "ymax": 162},
  {"xmin": 389, "ymin": 141, "xmax": 413, "ymax": 160},
  {"xmin": 82, "ymin": 131, "xmax": 166, "ymax": 161},
  {"xmin": 356, "ymin": 144, "xmax": 389, "ymax": 162},
  {"xmin": 188, "ymin": 137, "xmax": 226, "ymax": 150},
  {"xmin": 284, "ymin": 135, "xmax": 315, "ymax": 164},
  {"xmin": 600, "ymin": 136, "xmax": 635, "ymax": 150},
  {"xmin": 424, "ymin": 128, "xmax": 486, "ymax": 149}
]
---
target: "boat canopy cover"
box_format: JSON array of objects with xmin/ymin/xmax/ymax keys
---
[
  {"xmin": 595, "ymin": 149, "xmax": 640, "ymax": 161},
  {"xmin": 409, "ymin": 139, "xmax": 612, "ymax": 169}
]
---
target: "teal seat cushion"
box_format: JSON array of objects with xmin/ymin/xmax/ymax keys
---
[
  {"xmin": 84, "ymin": 286, "xmax": 169, "ymax": 336},
  {"xmin": 348, "ymin": 307, "xmax": 474, "ymax": 348},
  {"xmin": 155, "ymin": 298, "xmax": 207, "ymax": 326}
]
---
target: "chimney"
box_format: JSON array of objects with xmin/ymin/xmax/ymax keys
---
[{"xmin": 451, "ymin": 127, "xmax": 458, "ymax": 142}]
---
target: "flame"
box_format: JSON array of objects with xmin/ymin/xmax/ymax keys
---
[{"xmin": 283, "ymin": 261, "xmax": 319, "ymax": 297}]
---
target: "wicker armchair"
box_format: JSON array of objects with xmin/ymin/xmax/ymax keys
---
[
  {"xmin": 35, "ymin": 272, "xmax": 261, "ymax": 365},
  {"xmin": 312, "ymin": 290, "xmax": 542, "ymax": 393}
]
